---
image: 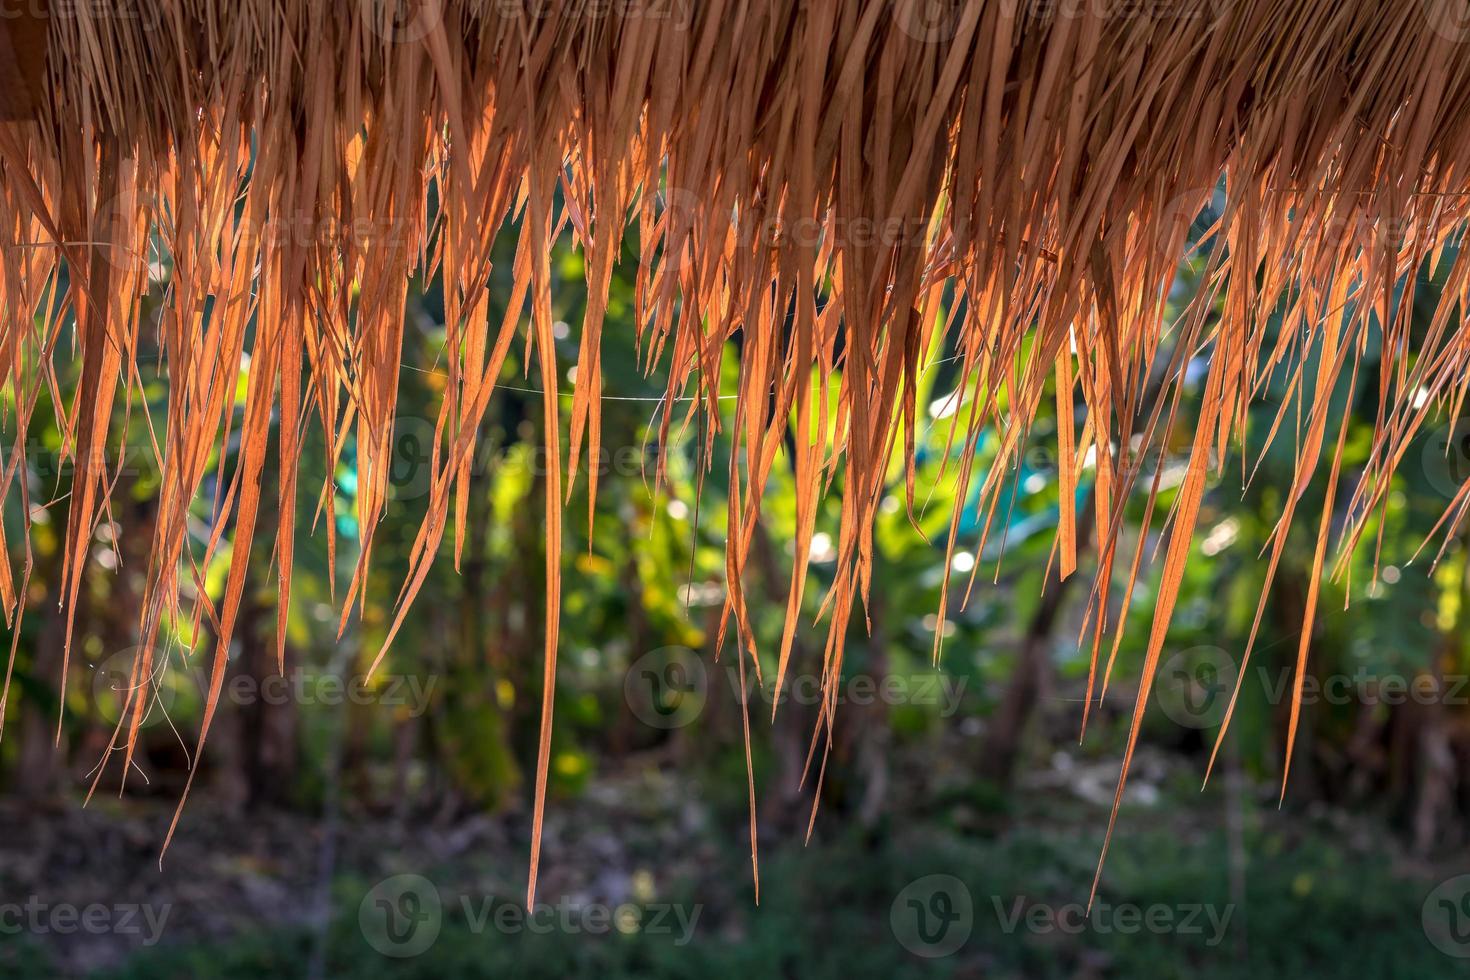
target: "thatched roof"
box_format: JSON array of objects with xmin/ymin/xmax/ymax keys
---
[{"xmin": 3, "ymin": 0, "xmax": 1470, "ymax": 902}]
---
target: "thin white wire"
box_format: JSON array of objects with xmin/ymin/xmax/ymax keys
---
[{"xmin": 404, "ymin": 351, "xmax": 968, "ymax": 402}]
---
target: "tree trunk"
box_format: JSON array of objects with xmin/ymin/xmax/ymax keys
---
[{"xmin": 977, "ymin": 488, "xmax": 1097, "ymax": 786}]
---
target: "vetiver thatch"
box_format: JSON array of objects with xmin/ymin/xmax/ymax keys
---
[{"xmin": 2, "ymin": 0, "xmax": 1470, "ymax": 904}]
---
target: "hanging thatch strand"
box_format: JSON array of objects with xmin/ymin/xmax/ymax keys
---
[{"xmin": 3, "ymin": 0, "xmax": 1470, "ymax": 904}]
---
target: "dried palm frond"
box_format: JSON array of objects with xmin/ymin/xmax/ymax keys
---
[{"xmin": 3, "ymin": 0, "xmax": 1470, "ymax": 905}]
